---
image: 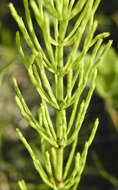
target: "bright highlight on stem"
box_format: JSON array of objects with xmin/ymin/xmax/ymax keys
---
[{"xmin": 9, "ymin": 0, "xmax": 112, "ymax": 189}]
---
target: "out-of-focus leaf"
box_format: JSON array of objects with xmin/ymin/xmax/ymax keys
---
[
  {"xmin": 1, "ymin": 28, "xmax": 13, "ymax": 46},
  {"xmin": 0, "ymin": 45, "xmax": 17, "ymax": 62},
  {"xmin": 96, "ymin": 47, "xmax": 118, "ymax": 107},
  {"xmin": 0, "ymin": 45, "xmax": 18, "ymax": 76}
]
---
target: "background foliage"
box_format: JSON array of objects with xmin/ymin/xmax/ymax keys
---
[{"xmin": 0, "ymin": 0, "xmax": 118, "ymax": 190}]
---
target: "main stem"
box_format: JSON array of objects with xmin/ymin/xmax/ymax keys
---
[
  {"xmin": 55, "ymin": 18, "xmax": 69, "ymax": 188},
  {"xmin": 56, "ymin": 45, "xmax": 64, "ymax": 188}
]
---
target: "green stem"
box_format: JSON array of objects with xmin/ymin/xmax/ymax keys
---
[
  {"xmin": 56, "ymin": 147, "xmax": 64, "ymax": 188},
  {"xmin": 55, "ymin": 19, "xmax": 68, "ymax": 188},
  {"xmin": 56, "ymin": 75, "xmax": 64, "ymax": 188}
]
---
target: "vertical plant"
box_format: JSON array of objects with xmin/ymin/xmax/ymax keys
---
[{"xmin": 9, "ymin": 0, "xmax": 112, "ymax": 189}]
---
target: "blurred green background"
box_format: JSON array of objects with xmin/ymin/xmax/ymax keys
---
[{"xmin": 0, "ymin": 0, "xmax": 118, "ymax": 190}]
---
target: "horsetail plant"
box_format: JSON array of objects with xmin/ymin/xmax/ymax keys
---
[{"xmin": 9, "ymin": 0, "xmax": 112, "ymax": 189}]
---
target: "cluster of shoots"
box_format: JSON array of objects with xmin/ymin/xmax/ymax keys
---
[{"xmin": 9, "ymin": 0, "xmax": 112, "ymax": 189}]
